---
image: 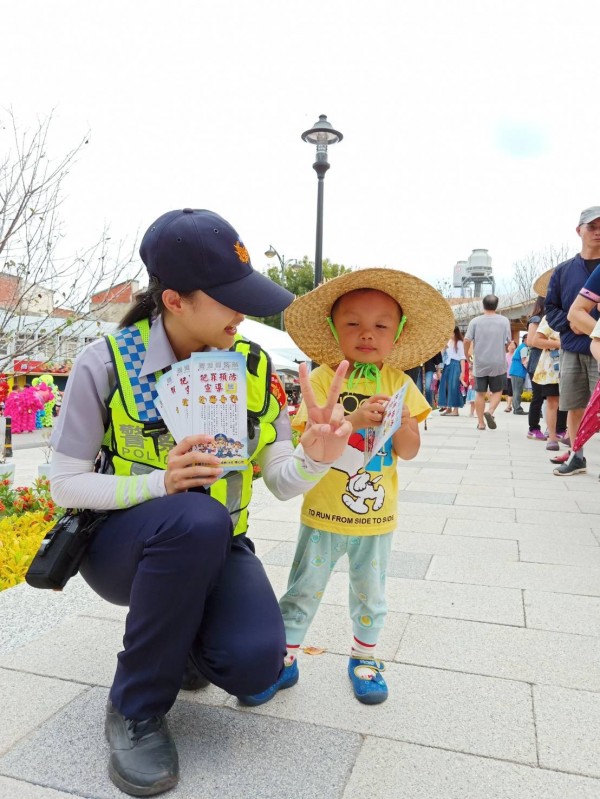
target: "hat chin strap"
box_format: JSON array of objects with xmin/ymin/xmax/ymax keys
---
[{"xmin": 348, "ymin": 362, "xmax": 381, "ymax": 393}]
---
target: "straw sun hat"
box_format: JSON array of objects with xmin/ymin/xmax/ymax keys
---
[
  {"xmin": 284, "ymin": 268, "xmax": 455, "ymax": 372},
  {"xmin": 532, "ymin": 268, "xmax": 555, "ymax": 298}
]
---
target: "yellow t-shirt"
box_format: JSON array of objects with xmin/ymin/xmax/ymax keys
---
[{"xmin": 292, "ymin": 364, "xmax": 430, "ymax": 535}]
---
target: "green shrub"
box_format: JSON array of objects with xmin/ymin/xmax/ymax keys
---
[{"xmin": 0, "ymin": 478, "xmax": 63, "ymax": 591}]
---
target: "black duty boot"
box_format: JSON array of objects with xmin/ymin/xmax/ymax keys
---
[
  {"xmin": 180, "ymin": 655, "xmax": 210, "ymax": 691},
  {"xmin": 105, "ymin": 701, "xmax": 179, "ymax": 796}
]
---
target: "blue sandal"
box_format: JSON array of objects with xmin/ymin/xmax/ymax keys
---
[
  {"xmin": 237, "ymin": 659, "xmax": 299, "ymax": 706},
  {"xmin": 348, "ymin": 657, "xmax": 388, "ymax": 704}
]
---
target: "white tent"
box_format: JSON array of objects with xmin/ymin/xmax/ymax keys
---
[{"xmin": 238, "ymin": 319, "xmax": 308, "ymax": 374}]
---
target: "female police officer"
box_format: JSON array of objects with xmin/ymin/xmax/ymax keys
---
[{"xmin": 50, "ymin": 208, "xmax": 352, "ymax": 797}]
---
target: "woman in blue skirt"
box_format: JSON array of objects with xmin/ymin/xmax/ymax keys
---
[{"xmin": 439, "ymin": 326, "xmax": 466, "ymax": 415}]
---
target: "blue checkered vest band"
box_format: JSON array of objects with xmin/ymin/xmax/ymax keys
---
[
  {"xmin": 101, "ymin": 320, "xmax": 278, "ymax": 536},
  {"xmin": 112, "ymin": 325, "xmax": 161, "ymax": 422}
]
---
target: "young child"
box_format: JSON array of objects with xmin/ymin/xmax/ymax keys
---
[
  {"xmin": 465, "ymin": 358, "xmax": 476, "ymax": 416},
  {"xmin": 239, "ymin": 268, "xmax": 454, "ymax": 706}
]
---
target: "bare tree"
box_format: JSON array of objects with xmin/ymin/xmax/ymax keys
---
[
  {"xmin": 434, "ymin": 278, "xmax": 455, "ymax": 299},
  {"xmin": 0, "ymin": 110, "xmax": 141, "ymax": 371},
  {"xmin": 507, "ymin": 245, "xmax": 574, "ymax": 305}
]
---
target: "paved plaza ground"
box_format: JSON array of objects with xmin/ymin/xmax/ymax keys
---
[{"xmin": 1, "ymin": 409, "xmax": 600, "ymax": 798}]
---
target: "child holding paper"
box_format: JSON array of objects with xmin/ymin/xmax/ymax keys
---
[{"xmin": 239, "ymin": 268, "xmax": 454, "ymax": 706}]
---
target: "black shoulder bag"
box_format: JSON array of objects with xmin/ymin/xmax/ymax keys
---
[{"xmin": 25, "ymin": 509, "xmax": 108, "ymax": 590}]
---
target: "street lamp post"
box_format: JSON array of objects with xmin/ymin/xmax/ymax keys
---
[
  {"xmin": 264, "ymin": 245, "xmax": 298, "ymax": 329},
  {"xmin": 301, "ymin": 114, "xmax": 343, "ymax": 289}
]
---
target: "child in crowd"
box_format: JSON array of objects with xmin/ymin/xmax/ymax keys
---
[
  {"xmin": 239, "ymin": 268, "xmax": 453, "ymax": 706},
  {"xmin": 465, "ymin": 358, "xmax": 476, "ymax": 416}
]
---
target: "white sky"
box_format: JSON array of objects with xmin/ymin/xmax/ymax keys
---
[{"xmin": 2, "ymin": 0, "xmax": 599, "ymax": 295}]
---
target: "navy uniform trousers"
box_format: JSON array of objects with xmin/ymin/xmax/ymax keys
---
[{"xmin": 80, "ymin": 492, "xmax": 286, "ymax": 720}]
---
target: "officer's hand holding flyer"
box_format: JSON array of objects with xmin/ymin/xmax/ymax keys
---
[{"xmin": 156, "ymin": 351, "xmax": 248, "ymax": 470}]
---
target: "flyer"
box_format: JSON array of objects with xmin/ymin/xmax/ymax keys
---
[
  {"xmin": 154, "ymin": 352, "xmax": 248, "ymax": 470},
  {"xmin": 190, "ymin": 351, "xmax": 248, "ymax": 469},
  {"xmin": 362, "ymin": 383, "xmax": 408, "ymax": 466}
]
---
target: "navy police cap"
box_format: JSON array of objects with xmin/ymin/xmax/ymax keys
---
[{"xmin": 139, "ymin": 208, "xmax": 294, "ymax": 316}]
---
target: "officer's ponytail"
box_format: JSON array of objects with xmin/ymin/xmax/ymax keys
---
[{"xmin": 119, "ymin": 279, "xmax": 166, "ymax": 327}]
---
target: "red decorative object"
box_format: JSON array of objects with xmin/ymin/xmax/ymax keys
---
[{"xmin": 573, "ymin": 380, "xmax": 600, "ymax": 451}]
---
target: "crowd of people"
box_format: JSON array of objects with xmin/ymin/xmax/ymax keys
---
[{"xmin": 414, "ymin": 206, "xmax": 600, "ymax": 482}]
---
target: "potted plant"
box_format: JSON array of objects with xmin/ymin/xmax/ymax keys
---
[{"xmin": 37, "ymin": 429, "xmax": 52, "ymax": 479}]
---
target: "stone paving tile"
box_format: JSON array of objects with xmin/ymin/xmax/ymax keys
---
[
  {"xmin": 392, "ymin": 531, "xmax": 518, "ymax": 560},
  {"xmin": 401, "ymin": 501, "xmax": 517, "ymax": 522},
  {"xmin": 524, "ymin": 590, "xmax": 600, "ymax": 637},
  {"xmin": 459, "ymin": 473, "xmax": 563, "ymax": 487},
  {"xmin": 247, "ymin": 518, "xmax": 299, "ymax": 542},
  {"xmin": 0, "ymin": 687, "xmax": 362, "ymax": 799},
  {"xmin": 325, "ymin": 572, "xmax": 525, "ymax": 626},
  {"xmin": 514, "ymin": 486, "xmax": 594, "ymax": 500},
  {"xmin": 0, "ymin": 668, "xmax": 86, "ymax": 754},
  {"xmin": 443, "ymin": 518, "xmax": 599, "ymax": 546},
  {"xmin": 259, "ymin": 541, "xmax": 431, "ymax": 580},
  {"xmin": 396, "ymin": 615, "xmax": 600, "ymax": 691},
  {"xmin": 454, "ymin": 483, "xmax": 516, "ymax": 497},
  {"xmin": 249, "ymin": 496, "xmax": 303, "ymax": 522},
  {"xmin": 405, "ymin": 467, "xmax": 465, "ymax": 481},
  {"xmin": 426, "ymin": 554, "xmax": 600, "ymax": 596},
  {"xmin": 0, "ymin": 777, "xmax": 82, "ymax": 798},
  {"xmin": 517, "ymin": 508, "xmax": 600, "ymax": 529},
  {"xmin": 464, "ymin": 466, "xmax": 514, "ymax": 479},
  {"xmin": 342, "ymin": 738, "xmax": 600, "ymax": 799},
  {"xmin": 453, "ymin": 494, "xmax": 581, "ymax": 512},
  {"xmin": 81, "ymin": 600, "xmax": 128, "ymax": 623},
  {"xmin": 0, "ymin": 576, "xmax": 98, "ymax": 655},
  {"xmin": 534, "ymin": 685, "xmax": 600, "ymax": 779},
  {"xmin": 395, "ymin": 514, "xmax": 445, "ymax": 534},
  {"xmin": 401, "ymin": 480, "xmax": 476, "ymax": 494},
  {"xmin": 251, "ymin": 537, "xmax": 280, "ymax": 558},
  {"xmin": 228, "ymin": 652, "xmax": 537, "ymax": 764},
  {"xmin": 263, "ymin": 564, "xmax": 294, "ymax": 599},
  {"xmin": 0, "ymin": 616, "xmax": 228, "ymax": 708},
  {"xmin": 576, "ymin": 500, "xmax": 600, "ymax": 515},
  {"xmin": 0, "ymin": 616, "xmax": 123, "ymax": 687},
  {"xmin": 399, "ymin": 490, "xmax": 457, "ymax": 505},
  {"xmin": 519, "ymin": 540, "xmax": 600, "ymax": 567}
]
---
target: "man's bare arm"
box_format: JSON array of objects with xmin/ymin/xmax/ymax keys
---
[{"xmin": 567, "ymin": 295, "xmax": 597, "ymax": 336}]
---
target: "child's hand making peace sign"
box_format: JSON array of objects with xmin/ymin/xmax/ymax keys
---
[{"xmin": 297, "ymin": 361, "xmax": 352, "ymax": 463}]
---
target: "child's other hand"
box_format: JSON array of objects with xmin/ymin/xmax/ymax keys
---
[
  {"xmin": 400, "ymin": 405, "xmax": 411, "ymax": 424},
  {"xmin": 347, "ymin": 394, "xmax": 390, "ymax": 430}
]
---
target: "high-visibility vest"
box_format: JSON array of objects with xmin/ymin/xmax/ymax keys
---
[{"xmin": 101, "ymin": 319, "xmax": 279, "ymax": 535}]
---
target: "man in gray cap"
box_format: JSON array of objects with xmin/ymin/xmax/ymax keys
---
[{"xmin": 546, "ymin": 207, "xmax": 600, "ymax": 475}]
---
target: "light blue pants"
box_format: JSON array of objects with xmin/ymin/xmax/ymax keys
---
[{"xmin": 279, "ymin": 524, "xmax": 393, "ymax": 647}]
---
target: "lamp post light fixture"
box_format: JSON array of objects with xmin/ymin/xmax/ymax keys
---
[
  {"xmin": 301, "ymin": 114, "xmax": 343, "ymax": 290},
  {"xmin": 264, "ymin": 245, "xmax": 299, "ymax": 329}
]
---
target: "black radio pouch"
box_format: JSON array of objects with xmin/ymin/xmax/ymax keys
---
[{"xmin": 25, "ymin": 510, "xmax": 108, "ymax": 591}]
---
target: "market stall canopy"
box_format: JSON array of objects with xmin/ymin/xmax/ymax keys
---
[{"xmin": 238, "ymin": 319, "xmax": 309, "ymax": 373}]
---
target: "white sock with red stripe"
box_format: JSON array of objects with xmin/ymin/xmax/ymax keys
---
[
  {"xmin": 351, "ymin": 636, "xmax": 377, "ymax": 661},
  {"xmin": 284, "ymin": 644, "xmax": 300, "ymax": 666}
]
